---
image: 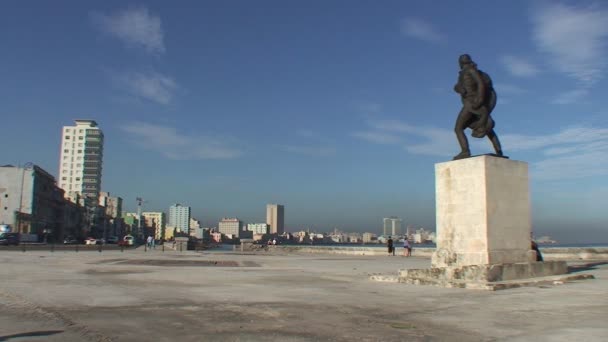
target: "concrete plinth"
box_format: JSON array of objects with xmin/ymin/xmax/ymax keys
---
[
  {"xmin": 399, "ymin": 156, "xmax": 574, "ymax": 290},
  {"xmin": 432, "ymin": 156, "xmax": 533, "ymax": 267}
]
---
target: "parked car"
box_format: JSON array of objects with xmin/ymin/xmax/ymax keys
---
[
  {"xmin": 85, "ymin": 237, "xmax": 97, "ymax": 245},
  {"xmin": 106, "ymin": 236, "xmax": 119, "ymax": 244},
  {"xmin": 0, "ymin": 233, "xmax": 20, "ymax": 246},
  {"xmin": 63, "ymin": 236, "xmax": 79, "ymax": 244},
  {"xmin": 123, "ymin": 235, "xmax": 134, "ymax": 246}
]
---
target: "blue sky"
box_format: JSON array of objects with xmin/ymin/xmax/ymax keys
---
[{"xmin": 2, "ymin": 1, "xmax": 607, "ymax": 243}]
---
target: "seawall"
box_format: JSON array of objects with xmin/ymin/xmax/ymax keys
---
[{"xmin": 259, "ymin": 246, "xmax": 608, "ymax": 260}]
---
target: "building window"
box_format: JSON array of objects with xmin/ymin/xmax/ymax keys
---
[
  {"xmin": 62, "ymin": 177, "xmax": 67, "ymax": 181},
  {"xmin": 78, "ymin": 143, "xmax": 82, "ymax": 147},
  {"xmin": 66, "ymin": 129, "xmax": 70, "ymax": 132},
  {"xmin": 63, "ymin": 149, "xmax": 69, "ymax": 153},
  {"xmin": 75, "ymin": 177, "xmax": 80, "ymax": 181},
  {"xmin": 79, "ymin": 129, "xmax": 83, "ymax": 133},
  {"xmin": 77, "ymin": 150, "xmax": 82, "ymax": 153},
  {"xmin": 66, "ymin": 136, "xmax": 70, "ymax": 140},
  {"xmin": 78, "ymin": 136, "xmax": 83, "ymax": 140}
]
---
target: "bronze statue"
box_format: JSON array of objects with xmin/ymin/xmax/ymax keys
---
[{"xmin": 453, "ymin": 54, "xmax": 503, "ymax": 160}]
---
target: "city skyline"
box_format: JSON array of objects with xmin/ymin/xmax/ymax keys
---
[{"xmin": 2, "ymin": 1, "xmax": 608, "ymax": 243}]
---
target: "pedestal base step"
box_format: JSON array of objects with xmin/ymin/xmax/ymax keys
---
[
  {"xmin": 371, "ymin": 261, "xmax": 595, "ymax": 291},
  {"xmin": 401, "ymin": 261, "xmax": 568, "ymax": 283},
  {"xmin": 399, "ymin": 273, "xmax": 593, "ymax": 291}
]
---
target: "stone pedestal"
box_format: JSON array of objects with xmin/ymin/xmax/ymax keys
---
[
  {"xmin": 432, "ymin": 156, "xmax": 535, "ymax": 267},
  {"xmin": 398, "ymin": 155, "xmax": 571, "ymax": 290}
]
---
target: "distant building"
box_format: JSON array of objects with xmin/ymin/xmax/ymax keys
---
[
  {"xmin": 164, "ymin": 226, "xmax": 176, "ymax": 240},
  {"xmin": 362, "ymin": 232, "xmax": 377, "ymax": 243},
  {"xmin": 122, "ymin": 213, "xmax": 140, "ymax": 235},
  {"xmin": 246, "ymin": 223, "xmax": 269, "ymax": 235},
  {"xmin": 219, "ymin": 218, "xmax": 242, "ymax": 237},
  {"xmin": 58, "ymin": 120, "xmax": 104, "ymax": 201},
  {"xmin": 142, "ymin": 212, "xmax": 166, "ymax": 240},
  {"xmin": 189, "ymin": 217, "xmax": 201, "ymax": 235},
  {"xmin": 266, "ymin": 204, "xmax": 284, "ymax": 234},
  {"xmin": 98, "ymin": 192, "xmax": 122, "ymax": 219},
  {"xmin": 169, "ymin": 204, "xmax": 190, "ymax": 233},
  {"xmin": 210, "ymin": 231, "xmax": 222, "ymax": 243},
  {"xmin": 0, "ymin": 164, "xmax": 67, "ymax": 238},
  {"xmin": 383, "ymin": 217, "xmax": 402, "ymax": 236}
]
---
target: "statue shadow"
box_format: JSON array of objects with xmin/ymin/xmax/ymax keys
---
[
  {"xmin": 568, "ymin": 261, "xmax": 608, "ymax": 273},
  {"xmin": 0, "ymin": 330, "xmax": 63, "ymax": 341}
]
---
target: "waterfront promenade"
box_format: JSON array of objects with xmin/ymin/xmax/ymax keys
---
[{"xmin": 1, "ymin": 248, "xmax": 607, "ymax": 341}]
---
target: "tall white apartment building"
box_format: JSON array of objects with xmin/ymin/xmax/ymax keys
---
[
  {"xmin": 266, "ymin": 204, "xmax": 284, "ymax": 234},
  {"xmin": 383, "ymin": 217, "xmax": 402, "ymax": 236},
  {"xmin": 169, "ymin": 204, "xmax": 190, "ymax": 233},
  {"xmin": 58, "ymin": 120, "xmax": 104, "ymax": 201}
]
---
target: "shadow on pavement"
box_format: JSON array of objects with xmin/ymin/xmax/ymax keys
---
[
  {"xmin": 0, "ymin": 330, "xmax": 63, "ymax": 341},
  {"xmin": 568, "ymin": 261, "xmax": 608, "ymax": 273}
]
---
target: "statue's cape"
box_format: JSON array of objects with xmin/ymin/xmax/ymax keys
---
[{"xmin": 469, "ymin": 116, "xmax": 495, "ymax": 138}]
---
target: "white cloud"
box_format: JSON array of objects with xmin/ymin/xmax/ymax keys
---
[
  {"xmin": 92, "ymin": 7, "xmax": 165, "ymax": 54},
  {"xmin": 400, "ymin": 18, "xmax": 444, "ymax": 43},
  {"xmin": 112, "ymin": 70, "xmax": 177, "ymax": 104},
  {"xmin": 281, "ymin": 145, "xmax": 337, "ymax": 157},
  {"xmin": 550, "ymin": 88, "xmax": 589, "ymax": 104},
  {"xmin": 121, "ymin": 122, "xmax": 242, "ymax": 160},
  {"xmin": 531, "ymin": 3, "xmax": 608, "ymax": 84},
  {"xmin": 502, "ymin": 126, "xmax": 608, "ymax": 151},
  {"xmin": 354, "ymin": 118, "xmax": 608, "ymax": 180},
  {"xmin": 351, "ymin": 131, "xmax": 401, "ymax": 144},
  {"xmin": 500, "ymin": 55, "xmax": 539, "ymax": 77}
]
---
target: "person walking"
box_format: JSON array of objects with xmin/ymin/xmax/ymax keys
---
[
  {"xmin": 403, "ymin": 239, "xmax": 411, "ymax": 257},
  {"xmin": 146, "ymin": 235, "xmax": 153, "ymax": 249},
  {"xmin": 387, "ymin": 236, "xmax": 394, "ymax": 256}
]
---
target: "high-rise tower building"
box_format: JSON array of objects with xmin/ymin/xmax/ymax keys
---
[
  {"xmin": 383, "ymin": 217, "xmax": 402, "ymax": 236},
  {"xmin": 266, "ymin": 204, "xmax": 284, "ymax": 234},
  {"xmin": 169, "ymin": 204, "xmax": 190, "ymax": 233},
  {"xmin": 58, "ymin": 120, "xmax": 104, "ymax": 201}
]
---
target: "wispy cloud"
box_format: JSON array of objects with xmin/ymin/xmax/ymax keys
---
[
  {"xmin": 91, "ymin": 7, "xmax": 165, "ymax": 54},
  {"xmin": 111, "ymin": 70, "xmax": 177, "ymax": 105},
  {"xmin": 550, "ymin": 88, "xmax": 589, "ymax": 105},
  {"xmin": 531, "ymin": 3, "xmax": 608, "ymax": 84},
  {"xmin": 351, "ymin": 131, "xmax": 401, "ymax": 144},
  {"xmin": 281, "ymin": 145, "xmax": 337, "ymax": 157},
  {"xmin": 400, "ymin": 18, "xmax": 444, "ymax": 43},
  {"xmin": 283, "ymin": 129, "xmax": 336, "ymax": 157},
  {"xmin": 121, "ymin": 122, "xmax": 242, "ymax": 160},
  {"xmin": 500, "ymin": 55, "xmax": 539, "ymax": 77},
  {"xmin": 353, "ymin": 118, "xmax": 608, "ymax": 180}
]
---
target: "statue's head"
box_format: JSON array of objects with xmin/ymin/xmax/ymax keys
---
[{"xmin": 458, "ymin": 54, "xmax": 473, "ymax": 68}]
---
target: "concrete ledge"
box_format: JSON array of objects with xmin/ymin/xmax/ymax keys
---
[{"xmin": 265, "ymin": 246, "xmax": 608, "ymax": 260}]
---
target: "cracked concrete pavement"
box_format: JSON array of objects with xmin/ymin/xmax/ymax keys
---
[{"xmin": 0, "ymin": 248, "xmax": 606, "ymax": 341}]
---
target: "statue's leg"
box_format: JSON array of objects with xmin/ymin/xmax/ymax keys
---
[
  {"xmin": 453, "ymin": 108, "xmax": 472, "ymax": 160},
  {"xmin": 486, "ymin": 129, "xmax": 503, "ymax": 156}
]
